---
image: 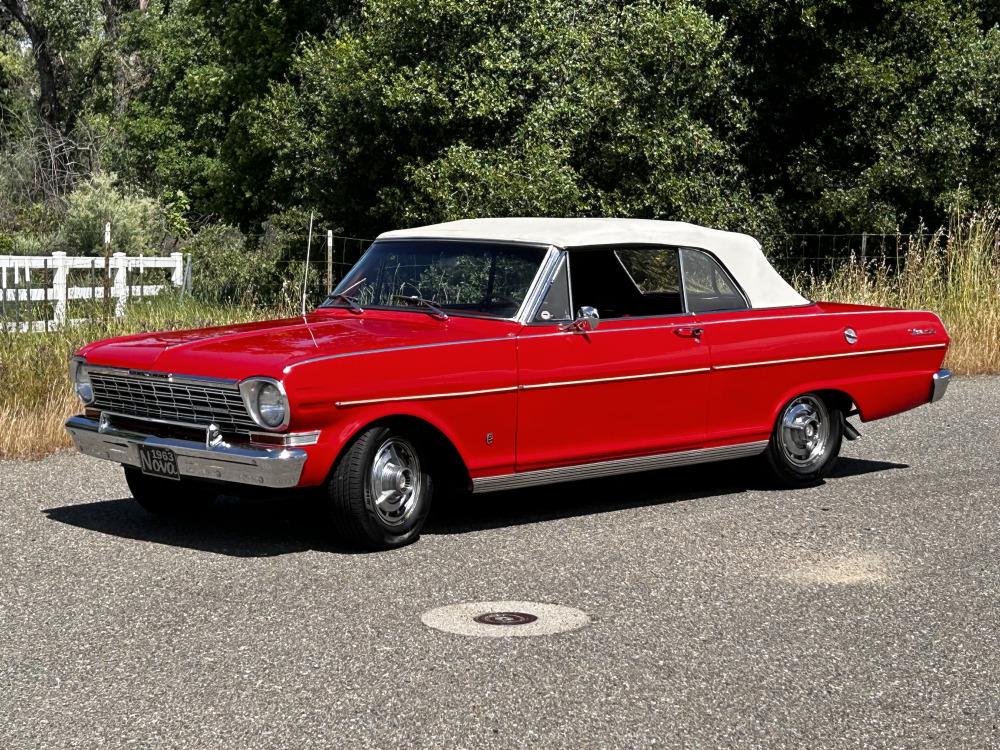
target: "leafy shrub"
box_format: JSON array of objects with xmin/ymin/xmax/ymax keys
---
[{"xmin": 61, "ymin": 173, "xmax": 167, "ymax": 255}]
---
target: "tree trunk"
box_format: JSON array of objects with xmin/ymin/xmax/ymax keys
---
[{"xmin": 0, "ymin": 0, "xmax": 64, "ymax": 133}]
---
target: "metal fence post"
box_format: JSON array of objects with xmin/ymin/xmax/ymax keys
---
[
  {"xmin": 51, "ymin": 251, "xmax": 68, "ymax": 327},
  {"xmin": 327, "ymin": 230, "xmax": 334, "ymax": 294}
]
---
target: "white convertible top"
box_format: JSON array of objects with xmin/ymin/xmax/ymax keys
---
[{"xmin": 379, "ymin": 218, "xmax": 808, "ymax": 309}]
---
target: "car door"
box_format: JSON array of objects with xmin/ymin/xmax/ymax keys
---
[{"xmin": 515, "ymin": 246, "xmax": 710, "ymax": 473}]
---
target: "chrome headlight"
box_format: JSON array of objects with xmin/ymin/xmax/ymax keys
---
[
  {"xmin": 68, "ymin": 357, "xmax": 94, "ymax": 404},
  {"xmin": 239, "ymin": 377, "xmax": 290, "ymax": 431}
]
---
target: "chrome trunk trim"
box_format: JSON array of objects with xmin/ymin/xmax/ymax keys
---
[{"xmin": 472, "ymin": 440, "xmax": 768, "ymax": 493}]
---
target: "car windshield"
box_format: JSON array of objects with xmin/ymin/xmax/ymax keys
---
[{"xmin": 320, "ymin": 240, "xmax": 547, "ymax": 319}]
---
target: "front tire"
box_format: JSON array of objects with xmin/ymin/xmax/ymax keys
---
[
  {"xmin": 765, "ymin": 393, "xmax": 842, "ymax": 487},
  {"xmin": 324, "ymin": 425, "xmax": 433, "ymax": 550},
  {"xmin": 124, "ymin": 467, "xmax": 219, "ymax": 516}
]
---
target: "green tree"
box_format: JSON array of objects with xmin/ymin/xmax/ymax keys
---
[
  {"xmin": 251, "ymin": 0, "xmax": 773, "ymax": 238},
  {"xmin": 706, "ymin": 0, "xmax": 1000, "ymax": 232},
  {"xmin": 111, "ymin": 0, "xmax": 357, "ymax": 223}
]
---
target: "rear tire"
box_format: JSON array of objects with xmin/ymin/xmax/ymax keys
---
[
  {"xmin": 324, "ymin": 425, "xmax": 434, "ymax": 550},
  {"xmin": 765, "ymin": 393, "xmax": 843, "ymax": 487},
  {"xmin": 124, "ymin": 467, "xmax": 219, "ymax": 516}
]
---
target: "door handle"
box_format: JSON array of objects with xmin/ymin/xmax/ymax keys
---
[{"xmin": 675, "ymin": 327, "xmax": 703, "ymax": 339}]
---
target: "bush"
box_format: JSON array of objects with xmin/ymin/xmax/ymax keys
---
[
  {"xmin": 61, "ymin": 173, "xmax": 167, "ymax": 255},
  {"xmin": 184, "ymin": 207, "xmax": 319, "ymax": 308}
]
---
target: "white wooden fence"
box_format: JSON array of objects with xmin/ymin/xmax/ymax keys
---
[{"xmin": 1, "ymin": 252, "xmax": 186, "ymax": 332}]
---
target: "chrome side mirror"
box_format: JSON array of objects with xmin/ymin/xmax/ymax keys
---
[{"xmin": 563, "ymin": 305, "xmax": 600, "ymax": 332}]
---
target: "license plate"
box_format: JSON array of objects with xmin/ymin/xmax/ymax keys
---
[{"xmin": 137, "ymin": 445, "xmax": 181, "ymax": 480}]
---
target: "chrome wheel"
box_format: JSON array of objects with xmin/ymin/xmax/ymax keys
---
[
  {"xmin": 368, "ymin": 438, "xmax": 422, "ymax": 527},
  {"xmin": 778, "ymin": 395, "xmax": 831, "ymax": 470}
]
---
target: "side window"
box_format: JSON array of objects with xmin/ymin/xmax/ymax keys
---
[
  {"xmin": 534, "ymin": 254, "xmax": 572, "ymax": 322},
  {"xmin": 568, "ymin": 246, "xmax": 682, "ymax": 319},
  {"xmin": 680, "ymin": 248, "xmax": 748, "ymax": 313}
]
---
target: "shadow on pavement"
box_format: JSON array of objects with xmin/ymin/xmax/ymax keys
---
[
  {"xmin": 43, "ymin": 456, "xmax": 907, "ymax": 555},
  {"xmin": 424, "ymin": 455, "xmax": 908, "ymax": 536},
  {"xmin": 43, "ymin": 493, "xmax": 363, "ymax": 558}
]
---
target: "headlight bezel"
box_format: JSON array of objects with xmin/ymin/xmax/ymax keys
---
[
  {"xmin": 239, "ymin": 377, "xmax": 290, "ymax": 432},
  {"xmin": 68, "ymin": 356, "xmax": 94, "ymax": 405}
]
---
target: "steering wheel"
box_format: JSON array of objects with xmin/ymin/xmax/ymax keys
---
[{"xmin": 396, "ymin": 281, "xmax": 423, "ymax": 298}]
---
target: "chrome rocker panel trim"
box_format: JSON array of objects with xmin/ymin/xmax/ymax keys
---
[
  {"xmin": 65, "ymin": 415, "xmax": 307, "ymax": 488},
  {"xmin": 472, "ymin": 440, "xmax": 768, "ymax": 494},
  {"xmin": 930, "ymin": 368, "xmax": 951, "ymax": 403}
]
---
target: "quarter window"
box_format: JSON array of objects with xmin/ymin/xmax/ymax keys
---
[
  {"xmin": 534, "ymin": 255, "xmax": 572, "ymax": 322},
  {"xmin": 680, "ymin": 248, "xmax": 748, "ymax": 313}
]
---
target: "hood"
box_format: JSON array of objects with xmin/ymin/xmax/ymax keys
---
[{"xmin": 78, "ymin": 310, "xmax": 519, "ymax": 381}]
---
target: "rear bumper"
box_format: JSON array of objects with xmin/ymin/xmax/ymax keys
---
[
  {"xmin": 930, "ymin": 369, "xmax": 952, "ymax": 403},
  {"xmin": 65, "ymin": 415, "xmax": 307, "ymax": 488}
]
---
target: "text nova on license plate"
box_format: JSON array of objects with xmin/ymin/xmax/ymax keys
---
[{"xmin": 138, "ymin": 445, "xmax": 181, "ymax": 480}]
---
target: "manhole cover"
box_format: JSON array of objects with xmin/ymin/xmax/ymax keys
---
[
  {"xmin": 421, "ymin": 601, "xmax": 589, "ymax": 638},
  {"xmin": 473, "ymin": 611, "xmax": 538, "ymax": 626}
]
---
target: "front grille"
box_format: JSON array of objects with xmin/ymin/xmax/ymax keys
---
[{"xmin": 88, "ymin": 371, "xmax": 257, "ymax": 434}]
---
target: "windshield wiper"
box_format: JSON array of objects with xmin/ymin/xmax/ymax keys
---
[
  {"xmin": 390, "ymin": 294, "xmax": 449, "ymax": 320},
  {"xmin": 323, "ymin": 277, "xmax": 366, "ymax": 313}
]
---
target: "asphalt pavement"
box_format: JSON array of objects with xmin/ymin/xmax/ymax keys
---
[{"xmin": 1, "ymin": 377, "xmax": 998, "ymax": 749}]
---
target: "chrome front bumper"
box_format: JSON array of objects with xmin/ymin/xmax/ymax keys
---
[
  {"xmin": 930, "ymin": 368, "xmax": 952, "ymax": 403},
  {"xmin": 65, "ymin": 415, "xmax": 307, "ymax": 488}
]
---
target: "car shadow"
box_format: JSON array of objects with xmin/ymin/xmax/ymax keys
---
[
  {"xmin": 424, "ymin": 455, "xmax": 909, "ymax": 535},
  {"xmin": 43, "ymin": 456, "xmax": 907, "ymax": 556},
  {"xmin": 42, "ymin": 493, "xmax": 364, "ymax": 558}
]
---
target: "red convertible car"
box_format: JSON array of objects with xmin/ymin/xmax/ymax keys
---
[{"xmin": 67, "ymin": 218, "xmax": 951, "ymax": 549}]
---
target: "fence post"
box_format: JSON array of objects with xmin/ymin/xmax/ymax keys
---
[
  {"xmin": 112, "ymin": 252, "xmax": 128, "ymax": 317},
  {"xmin": 169, "ymin": 252, "xmax": 184, "ymax": 289},
  {"xmin": 326, "ymin": 230, "xmax": 333, "ymax": 294},
  {"xmin": 103, "ymin": 222, "xmax": 112, "ymax": 320},
  {"xmin": 51, "ymin": 251, "xmax": 68, "ymax": 326}
]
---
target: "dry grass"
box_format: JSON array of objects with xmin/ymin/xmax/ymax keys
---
[{"xmin": 798, "ymin": 212, "xmax": 1000, "ymax": 375}]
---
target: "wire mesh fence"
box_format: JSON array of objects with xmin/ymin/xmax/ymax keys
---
[{"xmin": 769, "ymin": 233, "xmax": 935, "ymax": 278}]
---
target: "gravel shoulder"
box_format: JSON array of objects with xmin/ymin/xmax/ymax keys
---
[{"xmin": 1, "ymin": 377, "xmax": 998, "ymax": 749}]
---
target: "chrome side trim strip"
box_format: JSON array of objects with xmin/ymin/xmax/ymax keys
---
[
  {"xmin": 472, "ymin": 440, "xmax": 768, "ymax": 493},
  {"xmin": 284, "ymin": 335, "xmax": 516, "ymax": 372},
  {"xmin": 712, "ymin": 343, "xmax": 947, "ymax": 371},
  {"xmin": 519, "ymin": 321, "xmax": 694, "ymax": 338},
  {"xmin": 520, "ymin": 367, "xmax": 711, "ymax": 391},
  {"xmin": 336, "ymin": 368, "xmax": 710, "ymax": 406},
  {"xmin": 332, "ymin": 343, "xmax": 944, "ymax": 407},
  {"xmin": 698, "ymin": 309, "xmax": 944, "ymax": 326},
  {"xmin": 336, "ymin": 386, "xmax": 518, "ymax": 408}
]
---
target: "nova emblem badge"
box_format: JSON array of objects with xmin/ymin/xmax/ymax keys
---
[
  {"xmin": 844, "ymin": 327, "xmax": 858, "ymax": 345},
  {"xmin": 909, "ymin": 327, "xmax": 937, "ymax": 336}
]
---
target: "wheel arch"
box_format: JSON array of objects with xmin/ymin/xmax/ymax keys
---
[
  {"xmin": 768, "ymin": 384, "xmax": 858, "ymax": 428},
  {"xmin": 330, "ymin": 412, "xmax": 473, "ymax": 492}
]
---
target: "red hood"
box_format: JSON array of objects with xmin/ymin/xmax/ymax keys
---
[{"xmin": 77, "ymin": 310, "xmax": 519, "ymax": 380}]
